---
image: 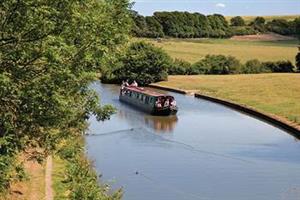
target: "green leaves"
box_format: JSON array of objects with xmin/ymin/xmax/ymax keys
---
[
  {"xmin": 0, "ymin": 0, "xmax": 131, "ymax": 194},
  {"xmin": 103, "ymin": 41, "xmax": 172, "ymax": 85}
]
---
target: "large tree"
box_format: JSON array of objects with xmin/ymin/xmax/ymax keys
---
[
  {"xmin": 0, "ymin": 0, "xmax": 131, "ymax": 193},
  {"xmin": 103, "ymin": 41, "xmax": 172, "ymax": 85}
]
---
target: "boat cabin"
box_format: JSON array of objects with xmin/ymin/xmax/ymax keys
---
[{"xmin": 119, "ymin": 86, "xmax": 178, "ymax": 116}]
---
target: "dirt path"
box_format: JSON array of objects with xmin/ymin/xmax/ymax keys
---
[{"xmin": 45, "ymin": 156, "xmax": 53, "ymax": 200}]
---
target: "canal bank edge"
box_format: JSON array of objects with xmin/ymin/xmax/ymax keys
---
[{"xmin": 149, "ymin": 84, "xmax": 300, "ymax": 138}]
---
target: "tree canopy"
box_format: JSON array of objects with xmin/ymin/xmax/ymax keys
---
[
  {"xmin": 0, "ymin": 0, "xmax": 131, "ymax": 194},
  {"xmin": 131, "ymin": 11, "xmax": 299, "ymax": 38},
  {"xmin": 102, "ymin": 41, "xmax": 172, "ymax": 85},
  {"xmin": 230, "ymin": 16, "xmax": 246, "ymax": 26}
]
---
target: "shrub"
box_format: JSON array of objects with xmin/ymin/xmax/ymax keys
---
[
  {"xmin": 296, "ymin": 52, "xmax": 300, "ymax": 72},
  {"xmin": 242, "ymin": 59, "xmax": 271, "ymax": 74},
  {"xmin": 262, "ymin": 61, "xmax": 295, "ymax": 73},
  {"xmin": 190, "ymin": 60, "xmax": 211, "ymax": 75},
  {"xmin": 201, "ymin": 55, "xmax": 242, "ymax": 74},
  {"xmin": 231, "ymin": 26, "xmax": 257, "ymax": 36},
  {"xmin": 168, "ymin": 59, "xmax": 191, "ymax": 75}
]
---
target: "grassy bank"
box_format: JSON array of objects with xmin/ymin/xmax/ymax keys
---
[
  {"xmin": 157, "ymin": 74, "xmax": 300, "ymax": 125},
  {"xmin": 139, "ymin": 38, "xmax": 298, "ymax": 63}
]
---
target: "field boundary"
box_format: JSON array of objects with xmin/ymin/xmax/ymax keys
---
[{"xmin": 149, "ymin": 84, "xmax": 300, "ymax": 138}]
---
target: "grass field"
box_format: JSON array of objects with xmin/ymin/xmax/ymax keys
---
[
  {"xmin": 226, "ymin": 15, "xmax": 300, "ymax": 23},
  {"xmin": 157, "ymin": 74, "xmax": 300, "ymax": 125},
  {"xmin": 141, "ymin": 38, "xmax": 299, "ymax": 64}
]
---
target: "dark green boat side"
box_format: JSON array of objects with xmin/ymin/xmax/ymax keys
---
[{"xmin": 119, "ymin": 86, "xmax": 178, "ymax": 116}]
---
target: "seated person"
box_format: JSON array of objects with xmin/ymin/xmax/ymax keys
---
[{"xmin": 131, "ymin": 80, "xmax": 138, "ymax": 87}]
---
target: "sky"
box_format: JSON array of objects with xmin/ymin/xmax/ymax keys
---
[{"xmin": 132, "ymin": 0, "xmax": 300, "ymax": 16}]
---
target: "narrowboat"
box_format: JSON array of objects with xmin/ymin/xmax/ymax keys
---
[{"xmin": 119, "ymin": 86, "xmax": 178, "ymax": 116}]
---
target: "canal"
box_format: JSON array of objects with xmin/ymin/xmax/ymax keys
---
[{"xmin": 86, "ymin": 82, "xmax": 300, "ymax": 200}]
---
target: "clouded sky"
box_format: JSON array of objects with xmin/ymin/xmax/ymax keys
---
[{"xmin": 132, "ymin": 0, "xmax": 300, "ymax": 16}]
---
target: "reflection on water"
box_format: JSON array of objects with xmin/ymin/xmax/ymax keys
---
[
  {"xmin": 86, "ymin": 82, "xmax": 300, "ymax": 200},
  {"xmin": 118, "ymin": 109, "xmax": 178, "ymax": 133}
]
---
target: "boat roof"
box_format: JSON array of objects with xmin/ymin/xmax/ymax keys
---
[{"xmin": 124, "ymin": 86, "xmax": 173, "ymax": 98}]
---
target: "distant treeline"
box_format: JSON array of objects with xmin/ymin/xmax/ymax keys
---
[{"xmin": 131, "ymin": 11, "xmax": 300, "ymax": 38}]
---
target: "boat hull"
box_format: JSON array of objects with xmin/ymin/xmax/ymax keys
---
[{"xmin": 119, "ymin": 95, "xmax": 177, "ymax": 116}]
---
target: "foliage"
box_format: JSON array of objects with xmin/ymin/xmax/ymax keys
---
[
  {"xmin": 0, "ymin": 0, "xmax": 130, "ymax": 194},
  {"xmin": 189, "ymin": 60, "xmax": 211, "ymax": 75},
  {"xmin": 230, "ymin": 16, "xmax": 245, "ymax": 26},
  {"xmin": 103, "ymin": 42, "xmax": 172, "ymax": 85},
  {"xmin": 57, "ymin": 136, "xmax": 122, "ymax": 200},
  {"xmin": 296, "ymin": 52, "xmax": 300, "ymax": 71},
  {"xmin": 242, "ymin": 59, "xmax": 271, "ymax": 74},
  {"xmin": 266, "ymin": 19, "xmax": 295, "ymax": 35},
  {"xmin": 132, "ymin": 11, "xmax": 299, "ymax": 39},
  {"xmin": 262, "ymin": 61, "xmax": 296, "ymax": 72},
  {"xmin": 250, "ymin": 17, "xmax": 267, "ymax": 32},
  {"xmin": 294, "ymin": 17, "xmax": 300, "ymax": 39},
  {"xmin": 231, "ymin": 26, "xmax": 257, "ymax": 36},
  {"xmin": 131, "ymin": 11, "xmax": 164, "ymax": 38},
  {"xmin": 200, "ymin": 55, "xmax": 241, "ymax": 74},
  {"xmin": 144, "ymin": 11, "xmax": 232, "ymax": 38},
  {"xmin": 168, "ymin": 59, "xmax": 191, "ymax": 75}
]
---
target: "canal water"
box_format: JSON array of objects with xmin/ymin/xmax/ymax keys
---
[{"xmin": 86, "ymin": 82, "xmax": 300, "ymax": 200}]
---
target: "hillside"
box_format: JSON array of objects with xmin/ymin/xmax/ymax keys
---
[{"xmin": 226, "ymin": 15, "xmax": 300, "ymax": 23}]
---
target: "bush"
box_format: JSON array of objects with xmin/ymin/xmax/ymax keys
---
[
  {"xmin": 168, "ymin": 59, "xmax": 191, "ymax": 75},
  {"xmin": 266, "ymin": 19, "xmax": 294, "ymax": 35},
  {"xmin": 296, "ymin": 52, "xmax": 300, "ymax": 72},
  {"xmin": 201, "ymin": 55, "xmax": 242, "ymax": 74},
  {"xmin": 242, "ymin": 59, "xmax": 271, "ymax": 74},
  {"xmin": 190, "ymin": 60, "xmax": 211, "ymax": 75},
  {"xmin": 262, "ymin": 61, "xmax": 295, "ymax": 73},
  {"xmin": 102, "ymin": 42, "xmax": 172, "ymax": 85},
  {"xmin": 231, "ymin": 26, "xmax": 257, "ymax": 36}
]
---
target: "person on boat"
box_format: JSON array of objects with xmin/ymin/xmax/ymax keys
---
[
  {"xmin": 170, "ymin": 99, "xmax": 177, "ymax": 107},
  {"xmin": 131, "ymin": 80, "xmax": 138, "ymax": 87},
  {"xmin": 164, "ymin": 98, "xmax": 170, "ymax": 107},
  {"xmin": 121, "ymin": 80, "xmax": 126, "ymax": 90},
  {"xmin": 125, "ymin": 79, "xmax": 129, "ymax": 87},
  {"xmin": 155, "ymin": 98, "xmax": 162, "ymax": 108}
]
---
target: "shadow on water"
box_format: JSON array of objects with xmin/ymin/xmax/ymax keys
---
[{"xmin": 86, "ymin": 82, "xmax": 300, "ymax": 200}]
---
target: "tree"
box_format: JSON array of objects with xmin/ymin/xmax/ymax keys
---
[
  {"xmin": 294, "ymin": 17, "xmax": 300, "ymax": 39},
  {"xmin": 251, "ymin": 16, "xmax": 266, "ymax": 32},
  {"xmin": 0, "ymin": 0, "xmax": 131, "ymax": 194},
  {"xmin": 105, "ymin": 42, "xmax": 172, "ymax": 85},
  {"xmin": 145, "ymin": 16, "xmax": 164, "ymax": 38},
  {"xmin": 266, "ymin": 19, "xmax": 293, "ymax": 35},
  {"xmin": 253, "ymin": 17, "xmax": 266, "ymax": 25},
  {"xmin": 231, "ymin": 16, "xmax": 245, "ymax": 26}
]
